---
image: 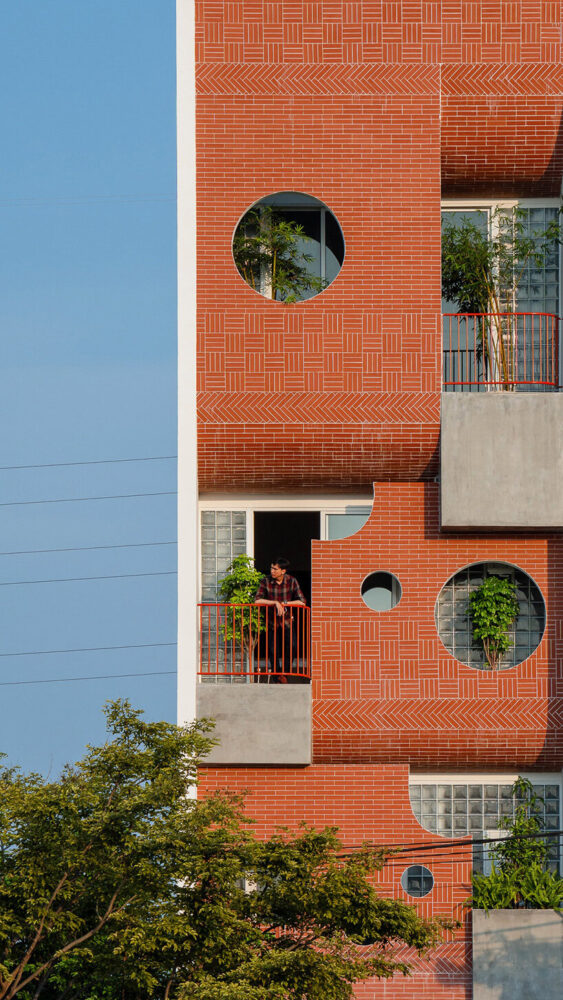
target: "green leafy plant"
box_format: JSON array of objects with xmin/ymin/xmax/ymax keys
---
[
  {"xmin": 233, "ymin": 207, "xmax": 325, "ymax": 303},
  {"xmin": 442, "ymin": 206, "xmax": 562, "ymax": 389},
  {"xmin": 467, "ymin": 574, "xmax": 519, "ymax": 669},
  {"xmin": 472, "ymin": 778, "xmax": 563, "ymax": 912},
  {"xmin": 0, "ymin": 702, "xmax": 450, "ymax": 999},
  {"xmin": 217, "ymin": 555, "xmax": 266, "ymax": 671}
]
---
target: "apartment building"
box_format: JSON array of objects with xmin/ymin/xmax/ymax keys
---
[{"xmin": 178, "ymin": 2, "xmax": 563, "ymax": 995}]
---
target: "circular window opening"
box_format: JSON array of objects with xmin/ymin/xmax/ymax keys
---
[
  {"xmin": 435, "ymin": 562, "xmax": 545, "ymax": 670},
  {"xmin": 232, "ymin": 192, "xmax": 345, "ymax": 302},
  {"xmin": 360, "ymin": 572, "xmax": 402, "ymax": 611},
  {"xmin": 401, "ymin": 865, "xmax": 434, "ymax": 898}
]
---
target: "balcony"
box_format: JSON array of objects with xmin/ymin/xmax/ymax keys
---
[
  {"xmin": 198, "ymin": 603, "xmax": 310, "ymax": 682},
  {"xmin": 443, "ymin": 313, "xmax": 560, "ymax": 392},
  {"xmin": 196, "ymin": 603, "xmax": 312, "ymax": 764},
  {"xmin": 440, "ymin": 315, "xmax": 563, "ymax": 528}
]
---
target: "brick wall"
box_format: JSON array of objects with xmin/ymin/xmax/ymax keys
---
[
  {"xmin": 311, "ymin": 483, "xmax": 563, "ymax": 768},
  {"xmin": 199, "ymin": 763, "xmax": 473, "ymax": 999},
  {"xmin": 195, "ymin": 3, "xmax": 563, "ymax": 491}
]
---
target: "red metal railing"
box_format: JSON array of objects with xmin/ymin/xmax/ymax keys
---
[
  {"xmin": 443, "ymin": 313, "xmax": 560, "ymax": 390},
  {"xmin": 198, "ymin": 603, "xmax": 311, "ymax": 682}
]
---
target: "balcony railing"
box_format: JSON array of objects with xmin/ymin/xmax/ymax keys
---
[
  {"xmin": 443, "ymin": 313, "xmax": 560, "ymax": 391},
  {"xmin": 198, "ymin": 603, "xmax": 310, "ymax": 683}
]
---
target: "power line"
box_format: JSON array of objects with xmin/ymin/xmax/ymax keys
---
[
  {"xmin": 0, "ymin": 194, "xmax": 176, "ymax": 208},
  {"xmin": 336, "ymin": 827, "xmax": 563, "ymax": 863},
  {"xmin": 0, "ymin": 670, "xmax": 177, "ymax": 687},
  {"xmin": 0, "ymin": 491, "xmax": 177, "ymax": 508},
  {"xmin": 0, "ymin": 541, "xmax": 176, "ymax": 557},
  {"xmin": 0, "ymin": 641, "xmax": 177, "ymax": 658},
  {"xmin": 0, "ymin": 570, "xmax": 177, "ymax": 587},
  {"xmin": 0, "ymin": 455, "xmax": 177, "ymax": 471}
]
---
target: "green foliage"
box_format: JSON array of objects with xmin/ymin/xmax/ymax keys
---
[
  {"xmin": 0, "ymin": 702, "xmax": 447, "ymax": 1000},
  {"xmin": 472, "ymin": 778, "xmax": 563, "ymax": 912},
  {"xmin": 467, "ymin": 575, "xmax": 519, "ymax": 669},
  {"xmin": 217, "ymin": 555, "xmax": 264, "ymax": 606},
  {"xmin": 442, "ymin": 206, "xmax": 562, "ymax": 314},
  {"xmin": 442, "ymin": 206, "xmax": 562, "ymax": 388},
  {"xmin": 233, "ymin": 207, "xmax": 326, "ymax": 303},
  {"xmin": 217, "ymin": 556, "xmax": 266, "ymax": 666}
]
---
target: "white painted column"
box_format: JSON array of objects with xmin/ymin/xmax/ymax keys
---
[{"xmin": 176, "ymin": 0, "xmax": 198, "ymax": 725}]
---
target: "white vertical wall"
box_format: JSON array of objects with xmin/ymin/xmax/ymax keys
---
[{"xmin": 176, "ymin": 0, "xmax": 198, "ymax": 725}]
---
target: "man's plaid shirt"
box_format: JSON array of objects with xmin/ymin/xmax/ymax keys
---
[{"xmin": 255, "ymin": 573, "xmax": 306, "ymax": 627}]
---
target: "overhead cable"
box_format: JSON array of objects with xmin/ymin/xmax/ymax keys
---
[
  {"xmin": 0, "ymin": 491, "xmax": 176, "ymax": 508},
  {"xmin": 0, "ymin": 455, "xmax": 176, "ymax": 471},
  {"xmin": 0, "ymin": 670, "xmax": 177, "ymax": 687},
  {"xmin": 0, "ymin": 570, "xmax": 177, "ymax": 587}
]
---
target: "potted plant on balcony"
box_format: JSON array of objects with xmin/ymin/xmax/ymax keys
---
[
  {"xmin": 233, "ymin": 206, "xmax": 325, "ymax": 302},
  {"xmin": 442, "ymin": 206, "xmax": 562, "ymax": 389},
  {"xmin": 467, "ymin": 574, "xmax": 519, "ymax": 670},
  {"xmin": 217, "ymin": 555, "xmax": 266, "ymax": 678}
]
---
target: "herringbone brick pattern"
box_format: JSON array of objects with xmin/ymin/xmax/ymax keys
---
[
  {"xmin": 196, "ymin": 62, "xmax": 441, "ymax": 94},
  {"xmin": 311, "ymin": 484, "xmax": 563, "ymax": 769}
]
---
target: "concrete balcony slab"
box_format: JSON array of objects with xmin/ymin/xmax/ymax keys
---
[{"xmin": 441, "ymin": 393, "xmax": 563, "ymax": 530}]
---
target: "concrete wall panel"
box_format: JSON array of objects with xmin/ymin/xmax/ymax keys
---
[
  {"xmin": 197, "ymin": 685, "xmax": 312, "ymax": 765},
  {"xmin": 441, "ymin": 394, "xmax": 563, "ymax": 530},
  {"xmin": 473, "ymin": 909, "xmax": 563, "ymax": 1000}
]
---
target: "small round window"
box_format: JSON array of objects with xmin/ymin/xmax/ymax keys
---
[
  {"xmin": 232, "ymin": 192, "xmax": 344, "ymax": 302},
  {"xmin": 435, "ymin": 562, "xmax": 545, "ymax": 670},
  {"xmin": 401, "ymin": 865, "xmax": 434, "ymax": 898},
  {"xmin": 361, "ymin": 572, "xmax": 401, "ymax": 611}
]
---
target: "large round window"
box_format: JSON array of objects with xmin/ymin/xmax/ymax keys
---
[
  {"xmin": 232, "ymin": 192, "xmax": 344, "ymax": 302},
  {"xmin": 435, "ymin": 562, "xmax": 545, "ymax": 670}
]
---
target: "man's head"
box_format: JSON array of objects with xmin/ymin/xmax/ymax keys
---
[{"xmin": 270, "ymin": 557, "xmax": 290, "ymax": 581}]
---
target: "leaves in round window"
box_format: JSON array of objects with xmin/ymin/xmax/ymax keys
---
[
  {"xmin": 232, "ymin": 192, "xmax": 344, "ymax": 302},
  {"xmin": 435, "ymin": 562, "xmax": 545, "ymax": 670}
]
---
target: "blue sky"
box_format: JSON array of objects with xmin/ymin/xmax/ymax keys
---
[{"xmin": 0, "ymin": 1, "xmax": 177, "ymax": 775}]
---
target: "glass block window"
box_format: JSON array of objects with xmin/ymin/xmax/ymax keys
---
[
  {"xmin": 200, "ymin": 511, "xmax": 247, "ymax": 600},
  {"xmin": 409, "ymin": 781, "xmax": 562, "ymax": 873},
  {"xmin": 401, "ymin": 865, "xmax": 434, "ymax": 898},
  {"xmin": 516, "ymin": 206, "xmax": 560, "ymax": 317},
  {"xmin": 435, "ymin": 562, "xmax": 545, "ymax": 670}
]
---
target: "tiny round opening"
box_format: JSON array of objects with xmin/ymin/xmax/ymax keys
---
[
  {"xmin": 232, "ymin": 191, "xmax": 345, "ymax": 302},
  {"xmin": 360, "ymin": 572, "xmax": 401, "ymax": 611},
  {"xmin": 401, "ymin": 865, "xmax": 434, "ymax": 898}
]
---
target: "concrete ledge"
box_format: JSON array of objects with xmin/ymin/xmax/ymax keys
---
[
  {"xmin": 197, "ymin": 684, "xmax": 312, "ymax": 765},
  {"xmin": 473, "ymin": 909, "xmax": 563, "ymax": 999},
  {"xmin": 441, "ymin": 393, "xmax": 563, "ymax": 529}
]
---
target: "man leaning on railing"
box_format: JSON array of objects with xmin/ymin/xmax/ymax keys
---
[{"xmin": 255, "ymin": 558, "xmax": 306, "ymax": 683}]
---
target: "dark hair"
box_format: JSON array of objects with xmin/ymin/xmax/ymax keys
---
[{"xmin": 272, "ymin": 557, "xmax": 290, "ymax": 570}]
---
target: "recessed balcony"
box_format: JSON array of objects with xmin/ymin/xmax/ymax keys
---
[
  {"xmin": 443, "ymin": 313, "xmax": 560, "ymax": 392},
  {"xmin": 198, "ymin": 603, "xmax": 311, "ymax": 683},
  {"xmin": 196, "ymin": 603, "xmax": 312, "ymax": 766}
]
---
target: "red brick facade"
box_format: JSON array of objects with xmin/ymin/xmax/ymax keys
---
[
  {"xmin": 199, "ymin": 764, "xmax": 473, "ymax": 998},
  {"xmin": 194, "ymin": 2, "xmax": 563, "ymax": 996},
  {"xmin": 311, "ymin": 483, "xmax": 563, "ymax": 769}
]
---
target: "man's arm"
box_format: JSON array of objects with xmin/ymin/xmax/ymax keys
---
[
  {"xmin": 284, "ymin": 577, "xmax": 306, "ymax": 607},
  {"xmin": 255, "ymin": 579, "xmax": 285, "ymax": 616}
]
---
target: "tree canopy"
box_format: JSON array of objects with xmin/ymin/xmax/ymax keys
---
[{"xmin": 0, "ymin": 702, "xmax": 446, "ymax": 1000}]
